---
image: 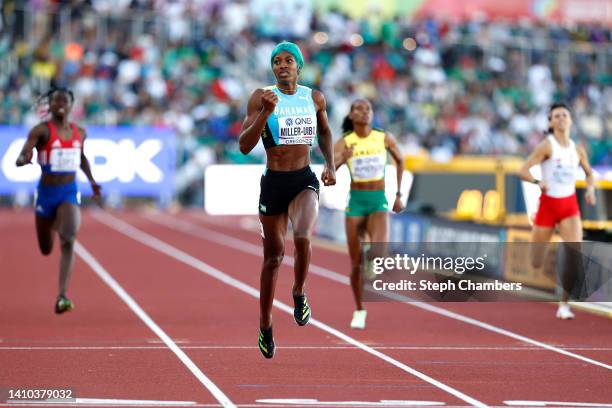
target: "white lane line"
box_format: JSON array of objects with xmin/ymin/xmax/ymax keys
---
[
  {"xmin": 4, "ymin": 346, "xmax": 611, "ymax": 351},
  {"xmin": 74, "ymin": 242, "xmax": 236, "ymax": 408},
  {"xmin": 569, "ymin": 302, "xmax": 612, "ymax": 317},
  {"xmin": 6, "ymin": 398, "xmax": 196, "ymax": 406},
  {"xmin": 92, "ymin": 212, "xmax": 489, "ymax": 408},
  {"xmin": 505, "ymin": 401, "xmax": 612, "ymax": 407},
  {"xmin": 370, "ymin": 291, "xmax": 612, "ymax": 371},
  {"xmin": 154, "ymin": 214, "xmax": 612, "ymax": 371},
  {"xmin": 146, "ymin": 213, "xmax": 346, "ymax": 285},
  {"xmin": 0, "ymin": 404, "xmax": 487, "ymax": 408},
  {"xmin": 256, "ymin": 399, "xmax": 444, "ymax": 406}
]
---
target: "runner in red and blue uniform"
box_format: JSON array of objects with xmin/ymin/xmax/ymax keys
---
[{"xmin": 16, "ymin": 87, "xmax": 101, "ymax": 314}]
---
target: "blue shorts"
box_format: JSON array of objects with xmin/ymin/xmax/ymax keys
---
[{"xmin": 35, "ymin": 182, "xmax": 81, "ymax": 218}]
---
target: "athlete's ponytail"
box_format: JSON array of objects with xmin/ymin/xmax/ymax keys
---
[
  {"xmin": 342, "ymin": 115, "xmax": 354, "ymax": 133},
  {"xmin": 342, "ymin": 100, "xmax": 358, "ymax": 134}
]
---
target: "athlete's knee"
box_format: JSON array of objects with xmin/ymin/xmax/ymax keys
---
[
  {"xmin": 60, "ymin": 240, "xmax": 75, "ymax": 253},
  {"xmin": 293, "ymin": 228, "xmax": 312, "ymax": 241},
  {"xmin": 263, "ymin": 253, "xmax": 284, "ymax": 270},
  {"xmin": 59, "ymin": 231, "xmax": 76, "ymax": 249},
  {"xmin": 292, "ymin": 213, "xmax": 316, "ymax": 240},
  {"xmin": 293, "ymin": 235, "xmax": 311, "ymax": 258}
]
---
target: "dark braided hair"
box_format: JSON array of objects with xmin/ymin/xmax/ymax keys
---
[
  {"xmin": 43, "ymin": 86, "xmax": 74, "ymax": 103},
  {"xmin": 33, "ymin": 86, "xmax": 74, "ymax": 119}
]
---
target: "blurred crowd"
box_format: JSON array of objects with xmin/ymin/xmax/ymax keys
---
[{"xmin": 1, "ymin": 0, "xmax": 611, "ymax": 182}]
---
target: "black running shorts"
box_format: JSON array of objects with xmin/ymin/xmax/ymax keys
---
[{"xmin": 259, "ymin": 166, "xmax": 320, "ymax": 216}]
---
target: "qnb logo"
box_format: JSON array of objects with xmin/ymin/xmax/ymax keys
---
[
  {"xmin": 2, "ymin": 138, "xmax": 165, "ymax": 183},
  {"xmin": 294, "ymin": 117, "xmax": 313, "ymax": 125},
  {"xmin": 284, "ymin": 117, "xmax": 313, "ymax": 127}
]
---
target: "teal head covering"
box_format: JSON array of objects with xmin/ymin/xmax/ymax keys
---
[{"xmin": 270, "ymin": 41, "xmax": 304, "ymax": 71}]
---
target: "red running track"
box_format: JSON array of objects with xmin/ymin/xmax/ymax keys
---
[{"xmin": 1, "ymin": 209, "xmax": 611, "ymax": 408}]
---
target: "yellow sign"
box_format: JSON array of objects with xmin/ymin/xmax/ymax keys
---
[{"xmin": 313, "ymin": 0, "xmax": 426, "ymax": 19}]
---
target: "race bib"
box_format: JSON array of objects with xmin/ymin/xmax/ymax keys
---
[
  {"xmin": 278, "ymin": 116, "xmax": 317, "ymax": 145},
  {"xmin": 552, "ymin": 168, "xmax": 575, "ymax": 184},
  {"xmin": 351, "ymin": 154, "xmax": 385, "ymax": 181},
  {"xmin": 49, "ymin": 148, "xmax": 81, "ymax": 172}
]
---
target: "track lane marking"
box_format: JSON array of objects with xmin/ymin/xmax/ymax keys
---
[
  {"xmin": 505, "ymin": 401, "xmax": 612, "ymax": 407},
  {"xmin": 4, "ymin": 346, "xmax": 611, "ymax": 351},
  {"xmin": 255, "ymin": 399, "xmax": 444, "ymax": 406},
  {"xmin": 74, "ymin": 242, "xmax": 236, "ymax": 408},
  {"xmin": 4, "ymin": 398, "xmax": 196, "ymax": 406},
  {"xmin": 92, "ymin": 212, "xmax": 489, "ymax": 408},
  {"xmin": 148, "ymin": 213, "xmax": 612, "ymax": 371}
]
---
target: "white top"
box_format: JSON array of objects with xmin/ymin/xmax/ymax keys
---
[{"xmin": 540, "ymin": 135, "xmax": 579, "ymax": 198}]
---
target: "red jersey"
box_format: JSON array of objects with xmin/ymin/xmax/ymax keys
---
[{"xmin": 38, "ymin": 122, "xmax": 82, "ymax": 174}]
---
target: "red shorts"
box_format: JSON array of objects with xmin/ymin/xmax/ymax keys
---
[{"xmin": 534, "ymin": 193, "xmax": 580, "ymax": 227}]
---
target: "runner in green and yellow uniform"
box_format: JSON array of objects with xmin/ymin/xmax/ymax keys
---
[{"xmin": 334, "ymin": 99, "xmax": 404, "ymax": 329}]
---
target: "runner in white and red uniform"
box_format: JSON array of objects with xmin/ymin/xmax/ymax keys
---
[
  {"xmin": 519, "ymin": 103, "xmax": 597, "ymax": 319},
  {"xmin": 16, "ymin": 87, "xmax": 101, "ymax": 314},
  {"xmin": 533, "ymin": 134, "xmax": 581, "ymax": 226}
]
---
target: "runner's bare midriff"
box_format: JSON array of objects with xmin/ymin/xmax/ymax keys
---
[
  {"xmin": 40, "ymin": 173, "xmax": 76, "ymax": 186},
  {"xmin": 265, "ymin": 145, "xmax": 311, "ymax": 171},
  {"xmin": 350, "ymin": 179, "xmax": 385, "ymax": 191}
]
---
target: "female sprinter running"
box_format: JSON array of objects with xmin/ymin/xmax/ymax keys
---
[
  {"xmin": 334, "ymin": 99, "xmax": 404, "ymax": 329},
  {"xmin": 518, "ymin": 102, "xmax": 596, "ymax": 319},
  {"xmin": 15, "ymin": 87, "xmax": 101, "ymax": 314},
  {"xmin": 239, "ymin": 41, "xmax": 336, "ymax": 358}
]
